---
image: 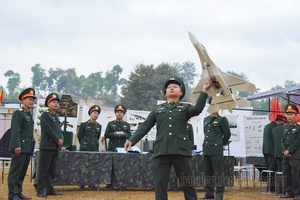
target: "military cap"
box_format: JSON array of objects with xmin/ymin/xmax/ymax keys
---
[
  {"xmin": 114, "ymin": 104, "xmax": 127, "ymax": 113},
  {"xmin": 163, "ymin": 76, "xmax": 185, "ymax": 100},
  {"xmin": 285, "ymin": 103, "xmax": 299, "ymax": 114},
  {"xmin": 275, "ymin": 114, "xmax": 287, "ymax": 123},
  {"xmin": 88, "ymin": 105, "xmax": 101, "ymax": 115},
  {"xmin": 45, "ymin": 93, "xmax": 60, "ymax": 107},
  {"xmin": 19, "ymin": 88, "xmax": 36, "ymax": 101}
]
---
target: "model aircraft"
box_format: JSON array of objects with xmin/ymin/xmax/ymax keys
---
[{"xmin": 188, "ymin": 32, "xmax": 257, "ymax": 113}]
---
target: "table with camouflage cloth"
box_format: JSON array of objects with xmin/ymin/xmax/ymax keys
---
[{"xmin": 34, "ymin": 151, "xmax": 234, "ymax": 188}]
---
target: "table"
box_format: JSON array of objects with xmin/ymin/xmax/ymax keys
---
[{"xmin": 33, "ymin": 151, "xmax": 234, "ymax": 188}]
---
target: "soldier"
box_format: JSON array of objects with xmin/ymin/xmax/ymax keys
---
[
  {"xmin": 104, "ymin": 104, "xmax": 131, "ymax": 152},
  {"xmin": 104, "ymin": 104, "xmax": 131, "ymax": 188},
  {"xmin": 272, "ymin": 115, "xmax": 287, "ymax": 172},
  {"xmin": 78, "ymin": 105, "xmax": 101, "ymax": 189},
  {"xmin": 8, "ymin": 88, "xmax": 36, "ymax": 200},
  {"xmin": 200, "ymin": 97, "xmax": 231, "ymax": 200},
  {"xmin": 36, "ymin": 93, "xmax": 64, "ymax": 198},
  {"xmin": 124, "ymin": 76, "xmax": 212, "ymax": 200},
  {"xmin": 281, "ymin": 104, "xmax": 300, "ymax": 199}
]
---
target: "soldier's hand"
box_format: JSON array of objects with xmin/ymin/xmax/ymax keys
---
[
  {"xmin": 14, "ymin": 147, "xmax": 21, "ymax": 156},
  {"xmin": 284, "ymin": 150, "xmax": 291, "ymax": 157},
  {"xmin": 58, "ymin": 139, "xmax": 63, "ymax": 147},
  {"xmin": 124, "ymin": 140, "xmax": 132, "ymax": 152},
  {"xmin": 203, "ymin": 78, "xmax": 213, "ymax": 92}
]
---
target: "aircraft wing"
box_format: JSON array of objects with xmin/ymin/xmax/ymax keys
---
[{"xmin": 221, "ymin": 71, "xmax": 257, "ymax": 93}]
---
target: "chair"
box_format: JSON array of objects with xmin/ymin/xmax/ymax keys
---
[
  {"xmin": 234, "ymin": 166, "xmax": 249, "ymax": 188},
  {"xmin": 260, "ymin": 170, "xmax": 275, "ymax": 194},
  {"xmin": 274, "ymin": 172, "xmax": 285, "ymax": 196}
]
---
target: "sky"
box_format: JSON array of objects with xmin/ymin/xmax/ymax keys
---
[{"xmin": 1, "ymin": 0, "xmax": 300, "ymax": 93}]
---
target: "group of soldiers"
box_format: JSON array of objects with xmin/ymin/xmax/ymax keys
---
[
  {"xmin": 7, "ymin": 75, "xmax": 299, "ymax": 200},
  {"xmin": 263, "ymin": 104, "xmax": 300, "ymax": 200}
]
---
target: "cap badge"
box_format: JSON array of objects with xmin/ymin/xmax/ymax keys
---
[{"xmin": 30, "ymin": 90, "xmax": 34, "ymax": 94}]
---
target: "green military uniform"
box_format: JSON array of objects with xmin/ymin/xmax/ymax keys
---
[
  {"xmin": 78, "ymin": 105, "xmax": 102, "ymax": 151},
  {"xmin": 272, "ymin": 124, "xmax": 284, "ymax": 172},
  {"xmin": 8, "ymin": 88, "xmax": 36, "ymax": 200},
  {"xmin": 202, "ymin": 113, "xmax": 231, "ymax": 199},
  {"xmin": 262, "ymin": 121, "xmax": 278, "ymax": 171},
  {"xmin": 281, "ymin": 104, "xmax": 300, "ymax": 198},
  {"xmin": 78, "ymin": 120, "xmax": 101, "ymax": 151},
  {"xmin": 37, "ymin": 93, "xmax": 64, "ymax": 196},
  {"xmin": 104, "ymin": 120, "xmax": 131, "ymax": 151},
  {"xmin": 129, "ymin": 76, "xmax": 208, "ymax": 200},
  {"xmin": 187, "ymin": 123, "xmax": 194, "ymax": 149}
]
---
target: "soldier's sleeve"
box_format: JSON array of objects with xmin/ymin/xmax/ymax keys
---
[
  {"xmin": 9, "ymin": 110, "xmax": 22, "ymax": 149},
  {"xmin": 188, "ymin": 92, "xmax": 208, "ymax": 117},
  {"xmin": 77, "ymin": 122, "xmax": 85, "ymax": 143},
  {"xmin": 281, "ymin": 126, "xmax": 287, "ymax": 153},
  {"xmin": 104, "ymin": 122, "xmax": 115, "ymax": 139},
  {"xmin": 188, "ymin": 124, "xmax": 194, "ymax": 144},
  {"xmin": 40, "ymin": 112, "xmax": 60, "ymax": 143},
  {"xmin": 287, "ymin": 126, "xmax": 300, "ymax": 154},
  {"xmin": 124, "ymin": 122, "xmax": 131, "ymax": 139},
  {"xmin": 221, "ymin": 117, "xmax": 231, "ymax": 145},
  {"xmin": 129, "ymin": 109, "xmax": 156, "ymax": 146}
]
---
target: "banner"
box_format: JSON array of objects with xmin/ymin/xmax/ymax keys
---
[{"xmin": 243, "ymin": 115, "xmax": 269, "ymax": 156}]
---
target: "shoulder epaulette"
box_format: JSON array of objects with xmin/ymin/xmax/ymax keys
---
[
  {"xmin": 219, "ymin": 114, "xmax": 224, "ymax": 117},
  {"xmin": 82, "ymin": 120, "xmax": 88, "ymax": 123},
  {"xmin": 45, "ymin": 110, "xmax": 50, "ymax": 112},
  {"xmin": 18, "ymin": 108, "xmax": 23, "ymax": 111},
  {"xmin": 297, "ymin": 122, "xmax": 300, "ymax": 126},
  {"xmin": 283, "ymin": 123, "xmax": 288, "ymax": 126}
]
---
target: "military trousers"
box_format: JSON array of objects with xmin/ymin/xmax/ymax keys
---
[
  {"xmin": 7, "ymin": 153, "xmax": 31, "ymax": 198},
  {"xmin": 203, "ymin": 155, "xmax": 225, "ymax": 199},
  {"xmin": 37, "ymin": 150, "xmax": 59, "ymax": 194},
  {"xmin": 152, "ymin": 155, "xmax": 197, "ymax": 200},
  {"xmin": 282, "ymin": 158, "xmax": 300, "ymax": 196}
]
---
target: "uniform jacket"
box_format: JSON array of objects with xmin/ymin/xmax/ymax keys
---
[
  {"xmin": 187, "ymin": 123, "xmax": 194, "ymax": 149},
  {"xmin": 272, "ymin": 124, "xmax": 284, "ymax": 158},
  {"xmin": 9, "ymin": 107, "xmax": 34, "ymax": 153},
  {"xmin": 104, "ymin": 120, "xmax": 131, "ymax": 151},
  {"xmin": 129, "ymin": 92, "xmax": 208, "ymax": 157},
  {"xmin": 281, "ymin": 122, "xmax": 300, "ymax": 159},
  {"xmin": 203, "ymin": 113, "xmax": 231, "ymax": 156},
  {"xmin": 39, "ymin": 110, "xmax": 64, "ymax": 150},
  {"xmin": 78, "ymin": 120, "xmax": 101, "ymax": 151},
  {"xmin": 262, "ymin": 121, "xmax": 278, "ymax": 155}
]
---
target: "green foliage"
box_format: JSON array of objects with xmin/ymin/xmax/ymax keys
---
[{"xmin": 4, "ymin": 70, "xmax": 21, "ymax": 94}]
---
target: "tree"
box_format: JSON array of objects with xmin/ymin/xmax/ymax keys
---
[
  {"xmin": 4, "ymin": 70, "xmax": 21, "ymax": 94},
  {"xmin": 31, "ymin": 64, "xmax": 47, "ymax": 91}
]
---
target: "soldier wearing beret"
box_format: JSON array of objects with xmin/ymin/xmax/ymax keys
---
[
  {"xmin": 200, "ymin": 97, "xmax": 231, "ymax": 200},
  {"xmin": 8, "ymin": 88, "xmax": 36, "ymax": 200},
  {"xmin": 125, "ymin": 76, "xmax": 213, "ymax": 200},
  {"xmin": 281, "ymin": 104, "xmax": 300, "ymax": 199},
  {"xmin": 37, "ymin": 93, "xmax": 64, "ymax": 198},
  {"xmin": 272, "ymin": 115, "xmax": 287, "ymax": 172},
  {"xmin": 104, "ymin": 104, "xmax": 131, "ymax": 152},
  {"xmin": 77, "ymin": 105, "xmax": 102, "ymax": 189}
]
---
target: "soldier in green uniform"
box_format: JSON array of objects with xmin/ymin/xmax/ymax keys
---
[
  {"xmin": 272, "ymin": 115, "xmax": 287, "ymax": 172},
  {"xmin": 104, "ymin": 104, "xmax": 131, "ymax": 188},
  {"xmin": 280, "ymin": 104, "xmax": 300, "ymax": 199},
  {"xmin": 124, "ymin": 76, "xmax": 213, "ymax": 200},
  {"xmin": 36, "ymin": 93, "xmax": 64, "ymax": 198},
  {"xmin": 104, "ymin": 104, "xmax": 131, "ymax": 152},
  {"xmin": 200, "ymin": 97, "xmax": 231, "ymax": 200},
  {"xmin": 77, "ymin": 105, "xmax": 101, "ymax": 189},
  {"xmin": 8, "ymin": 88, "xmax": 36, "ymax": 200}
]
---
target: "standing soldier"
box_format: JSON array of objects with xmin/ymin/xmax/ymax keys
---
[
  {"xmin": 125, "ymin": 76, "xmax": 213, "ymax": 200},
  {"xmin": 281, "ymin": 104, "xmax": 300, "ymax": 199},
  {"xmin": 8, "ymin": 88, "xmax": 36, "ymax": 200},
  {"xmin": 104, "ymin": 104, "xmax": 131, "ymax": 188},
  {"xmin": 104, "ymin": 104, "xmax": 131, "ymax": 152},
  {"xmin": 78, "ymin": 105, "xmax": 101, "ymax": 189},
  {"xmin": 36, "ymin": 93, "xmax": 64, "ymax": 198},
  {"xmin": 200, "ymin": 97, "xmax": 231, "ymax": 200},
  {"xmin": 272, "ymin": 115, "xmax": 287, "ymax": 172}
]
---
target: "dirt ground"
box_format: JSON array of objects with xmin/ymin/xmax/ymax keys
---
[{"xmin": 0, "ymin": 168, "xmax": 280, "ymax": 200}]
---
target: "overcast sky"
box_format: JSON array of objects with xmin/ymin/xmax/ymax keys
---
[{"xmin": 1, "ymin": 0, "xmax": 300, "ymax": 93}]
